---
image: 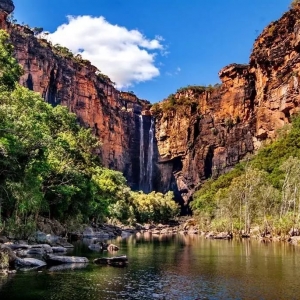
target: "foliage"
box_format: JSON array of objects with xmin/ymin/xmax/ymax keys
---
[
  {"xmin": 53, "ymin": 44, "xmax": 74, "ymax": 58},
  {"xmin": 192, "ymin": 113, "xmax": 300, "ymax": 235},
  {"xmin": 0, "ymin": 251, "xmax": 9, "ymax": 270},
  {"xmin": 0, "ymin": 30, "xmax": 178, "ymax": 237},
  {"xmin": 109, "ymin": 191, "xmax": 180, "ymax": 224},
  {"xmin": 159, "ymin": 84, "xmax": 221, "ymax": 113},
  {"xmin": 32, "ymin": 27, "xmax": 43, "ymax": 36}
]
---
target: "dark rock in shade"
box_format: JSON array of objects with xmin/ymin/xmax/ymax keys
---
[
  {"xmin": 51, "ymin": 246, "xmax": 67, "ymax": 253},
  {"xmin": 5, "ymin": 244, "xmax": 30, "ymax": 251},
  {"xmin": 30, "ymin": 244, "xmax": 53, "ymax": 253},
  {"xmin": 46, "ymin": 254, "xmax": 88, "ymax": 265},
  {"xmin": 15, "ymin": 257, "xmax": 46, "ymax": 269},
  {"xmin": 0, "ymin": 0, "xmax": 14, "ymax": 14},
  {"xmin": 0, "ymin": 236, "xmax": 9, "ymax": 243},
  {"xmin": 56, "ymin": 238, "xmax": 74, "ymax": 249},
  {"xmin": 94, "ymin": 255, "xmax": 128, "ymax": 267},
  {"xmin": 27, "ymin": 248, "xmax": 46, "ymax": 255},
  {"xmin": 37, "ymin": 217, "xmax": 66, "ymax": 236},
  {"xmin": 0, "ymin": 245, "xmax": 17, "ymax": 264}
]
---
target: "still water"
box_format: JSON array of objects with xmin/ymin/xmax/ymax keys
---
[{"xmin": 1, "ymin": 234, "xmax": 300, "ymax": 300}]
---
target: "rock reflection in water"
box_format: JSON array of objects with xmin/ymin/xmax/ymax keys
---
[{"xmin": 48, "ymin": 263, "xmax": 88, "ymax": 272}]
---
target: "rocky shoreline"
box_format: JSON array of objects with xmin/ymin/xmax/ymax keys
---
[{"xmin": 1, "ymin": 217, "xmax": 300, "ymax": 274}]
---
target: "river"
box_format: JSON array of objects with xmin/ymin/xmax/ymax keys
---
[{"xmin": 0, "ymin": 234, "xmax": 300, "ymax": 300}]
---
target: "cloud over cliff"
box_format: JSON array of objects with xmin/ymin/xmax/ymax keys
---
[{"xmin": 48, "ymin": 15, "xmax": 164, "ymax": 88}]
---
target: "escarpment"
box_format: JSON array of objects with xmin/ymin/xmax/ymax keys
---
[
  {"xmin": 2, "ymin": 1, "xmax": 300, "ymax": 210},
  {"xmin": 152, "ymin": 3, "xmax": 300, "ymax": 208}
]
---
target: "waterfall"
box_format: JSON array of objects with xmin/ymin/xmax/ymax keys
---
[
  {"xmin": 139, "ymin": 115, "xmax": 154, "ymax": 192},
  {"xmin": 146, "ymin": 118, "xmax": 154, "ymax": 193},
  {"xmin": 139, "ymin": 115, "xmax": 144, "ymax": 190}
]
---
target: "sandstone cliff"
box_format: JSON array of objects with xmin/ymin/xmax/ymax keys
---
[{"xmin": 153, "ymin": 3, "xmax": 300, "ymax": 208}]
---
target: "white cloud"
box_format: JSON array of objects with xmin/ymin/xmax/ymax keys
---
[{"xmin": 48, "ymin": 15, "xmax": 164, "ymax": 88}]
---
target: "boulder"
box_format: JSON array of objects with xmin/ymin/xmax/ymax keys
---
[
  {"xmin": 15, "ymin": 258, "xmax": 46, "ymax": 269},
  {"xmin": 31, "ymin": 244, "xmax": 53, "ymax": 253},
  {"xmin": 51, "ymin": 247, "xmax": 67, "ymax": 253},
  {"xmin": 27, "ymin": 248, "xmax": 46, "ymax": 255},
  {"xmin": 46, "ymin": 254, "xmax": 88, "ymax": 265},
  {"xmin": 6, "ymin": 244, "xmax": 30, "ymax": 251},
  {"xmin": 289, "ymin": 236, "xmax": 300, "ymax": 245},
  {"xmin": 36, "ymin": 231, "xmax": 59, "ymax": 244}
]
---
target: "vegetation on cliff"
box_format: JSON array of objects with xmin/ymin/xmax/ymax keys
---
[
  {"xmin": 192, "ymin": 116, "xmax": 300, "ymax": 236},
  {"xmin": 150, "ymin": 84, "xmax": 221, "ymax": 115},
  {"xmin": 0, "ymin": 30, "xmax": 179, "ymax": 238}
]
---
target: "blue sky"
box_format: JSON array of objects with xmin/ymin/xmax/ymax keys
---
[{"xmin": 13, "ymin": 0, "xmax": 291, "ymax": 103}]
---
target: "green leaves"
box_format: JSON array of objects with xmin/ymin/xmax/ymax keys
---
[
  {"xmin": 192, "ymin": 113, "xmax": 300, "ymax": 234},
  {"xmin": 0, "ymin": 30, "xmax": 23, "ymax": 91}
]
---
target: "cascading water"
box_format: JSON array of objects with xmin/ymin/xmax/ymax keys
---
[
  {"xmin": 139, "ymin": 115, "xmax": 155, "ymax": 192},
  {"xmin": 146, "ymin": 118, "xmax": 154, "ymax": 193},
  {"xmin": 139, "ymin": 115, "xmax": 145, "ymax": 190}
]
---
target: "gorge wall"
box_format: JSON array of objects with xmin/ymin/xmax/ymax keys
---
[
  {"xmin": 152, "ymin": 3, "xmax": 300, "ymax": 208},
  {"xmin": 2, "ymin": 0, "xmax": 300, "ymax": 210}
]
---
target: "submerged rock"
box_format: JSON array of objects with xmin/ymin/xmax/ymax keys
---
[{"xmin": 94, "ymin": 255, "xmax": 128, "ymax": 267}]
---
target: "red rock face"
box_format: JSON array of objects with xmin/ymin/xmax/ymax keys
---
[
  {"xmin": 154, "ymin": 65, "xmax": 256, "ymax": 207},
  {"xmin": 250, "ymin": 5, "xmax": 300, "ymax": 141}
]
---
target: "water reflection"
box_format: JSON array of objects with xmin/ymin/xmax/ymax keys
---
[{"xmin": 0, "ymin": 235, "xmax": 300, "ymax": 299}]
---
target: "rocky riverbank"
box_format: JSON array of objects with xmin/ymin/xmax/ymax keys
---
[{"xmin": 2, "ymin": 216, "xmax": 300, "ymax": 274}]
